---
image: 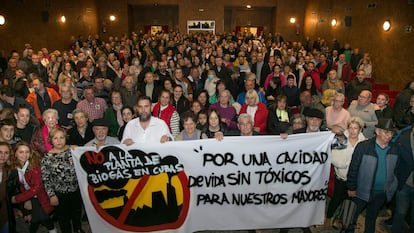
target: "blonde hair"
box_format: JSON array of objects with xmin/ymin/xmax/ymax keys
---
[
  {"xmin": 321, "ymin": 89, "xmax": 338, "ymax": 106},
  {"xmin": 245, "ymin": 89, "xmax": 259, "ymax": 105}
]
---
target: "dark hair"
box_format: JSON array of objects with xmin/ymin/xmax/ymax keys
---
[
  {"xmin": 300, "ymin": 75, "xmax": 318, "ymax": 96},
  {"xmin": 136, "ymin": 95, "xmax": 152, "ymax": 105},
  {"xmin": 0, "ymin": 87, "xmax": 15, "ymax": 97},
  {"xmin": 180, "ymin": 111, "xmax": 197, "ymax": 125},
  {"xmin": 0, "ymin": 118, "xmax": 15, "ymax": 128}
]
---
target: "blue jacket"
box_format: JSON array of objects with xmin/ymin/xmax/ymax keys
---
[
  {"xmin": 347, "ymin": 137, "xmax": 399, "ymax": 202},
  {"xmin": 395, "ymin": 131, "xmax": 414, "ymax": 190}
]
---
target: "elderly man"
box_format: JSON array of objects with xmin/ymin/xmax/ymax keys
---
[
  {"xmin": 347, "ymin": 90, "xmax": 378, "ymax": 138},
  {"xmin": 346, "ymin": 119, "xmax": 400, "ymax": 233},
  {"xmin": 122, "ymin": 96, "xmax": 173, "ymax": 145},
  {"xmin": 226, "ymin": 113, "xmax": 261, "ymax": 136},
  {"xmin": 85, "ymin": 118, "xmax": 119, "ymax": 150},
  {"xmin": 345, "ymin": 69, "xmax": 372, "ymax": 104}
]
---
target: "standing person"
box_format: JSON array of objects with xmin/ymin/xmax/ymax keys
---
[
  {"xmin": 85, "ymin": 118, "xmax": 120, "ymax": 150},
  {"xmin": 348, "ymin": 90, "xmax": 378, "ymax": 138},
  {"xmin": 0, "ymin": 142, "xmax": 15, "ymax": 233},
  {"xmin": 76, "ymin": 85, "xmax": 107, "ymax": 122},
  {"xmin": 0, "ymin": 119, "xmax": 16, "ymax": 146},
  {"xmin": 172, "ymin": 85, "xmax": 190, "ymax": 116},
  {"xmin": 239, "ymin": 90, "xmax": 268, "ymax": 134},
  {"xmin": 267, "ymin": 95, "xmax": 292, "ymax": 135},
  {"xmin": 103, "ymin": 90, "xmax": 124, "ymax": 137},
  {"xmin": 391, "ymin": 123, "xmax": 414, "ymax": 233},
  {"xmin": 67, "ymin": 109, "xmax": 94, "ymax": 146},
  {"xmin": 122, "ymin": 96, "xmax": 173, "ymax": 145},
  {"xmin": 41, "ymin": 128, "xmax": 84, "ymax": 233},
  {"xmin": 346, "ymin": 118, "xmax": 400, "ymax": 233},
  {"xmin": 325, "ymin": 117, "xmax": 366, "ymax": 227},
  {"xmin": 10, "ymin": 141, "xmax": 56, "ymax": 233},
  {"xmin": 25, "ymin": 76, "xmax": 60, "ymax": 123},
  {"xmin": 52, "ymin": 84, "xmax": 77, "ymax": 129},
  {"xmin": 117, "ymin": 106, "xmax": 135, "ymax": 141},
  {"xmin": 373, "ymin": 93, "xmax": 394, "ymax": 120},
  {"xmin": 152, "ymin": 89, "xmax": 180, "ymax": 137},
  {"xmin": 345, "ymin": 69, "xmax": 372, "ymax": 105},
  {"xmin": 175, "ymin": 112, "xmax": 208, "ymax": 141},
  {"xmin": 226, "ymin": 113, "xmax": 261, "ymax": 136},
  {"xmin": 30, "ymin": 109, "xmax": 59, "ymax": 155},
  {"xmin": 201, "ymin": 109, "xmax": 227, "ymax": 140},
  {"xmin": 13, "ymin": 106, "xmax": 37, "ymax": 143},
  {"xmin": 325, "ymin": 93, "xmax": 351, "ymax": 130},
  {"xmin": 210, "ymin": 90, "xmax": 238, "ymax": 129}
]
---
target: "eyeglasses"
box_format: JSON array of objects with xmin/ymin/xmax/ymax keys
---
[{"xmin": 359, "ymin": 95, "xmax": 370, "ymax": 99}]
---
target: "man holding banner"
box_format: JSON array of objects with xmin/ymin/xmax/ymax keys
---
[{"xmin": 122, "ymin": 96, "xmax": 173, "ymax": 145}]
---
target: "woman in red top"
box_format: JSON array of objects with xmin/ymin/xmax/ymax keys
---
[
  {"xmin": 239, "ymin": 89, "xmax": 268, "ymax": 134},
  {"xmin": 10, "ymin": 141, "xmax": 55, "ymax": 233}
]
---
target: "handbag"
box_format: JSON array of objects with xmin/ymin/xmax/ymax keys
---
[{"xmin": 332, "ymin": 198, "xmax": 357, "ymax": 232}]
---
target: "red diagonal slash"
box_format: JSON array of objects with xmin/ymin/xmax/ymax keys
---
[{"xmin": 117, "ymin": 175, "xmax": 150, "ymax": 223}]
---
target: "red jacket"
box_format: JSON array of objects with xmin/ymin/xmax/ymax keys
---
[
  {"xmin": 152, "ymin": 103, "xmax": 175, "ymax": 133},
  {"xmin": 26, "ymin": 87, "xmax": 60, "ymax": 122},
  {"xmin": 14, "ymin": 166, "xmax": 54, "ymax": 215},
  {"xmin": 332, "ymin": 61, "xmax": 353, "ymax": 84},
  {"xmin": 239, "ymin": 102, "xmax": 269, "ymax": 134},
  {"xmin": 303, "ymin": 68, "xmax": 321, "ymax": 91}
]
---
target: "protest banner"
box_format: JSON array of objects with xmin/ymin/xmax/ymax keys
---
[{"xmin": 73, "ymin": 132, "xmax": 334, "ymax": 232}]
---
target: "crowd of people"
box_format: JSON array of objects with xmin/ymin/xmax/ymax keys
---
[{"xmin": 0, "ymin": 30, "xmax": 414, "ymax": 233}]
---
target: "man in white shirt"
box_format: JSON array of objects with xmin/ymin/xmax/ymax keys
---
[{"xmin": 122, "ymin": 96, "xmax": 173, "ymax": 145}]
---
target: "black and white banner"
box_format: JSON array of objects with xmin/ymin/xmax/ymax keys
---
[{"xmin": 73, "ymin": 132, "xmax": 334, "ymax": 232}]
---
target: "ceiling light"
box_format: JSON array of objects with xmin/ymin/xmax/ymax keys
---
[
  {"xmin": 331, "ymin": 18, "xmax": 337, "ymax": 26},
  {"xmin": 0, "ymin": 15, "xmax": 5, "ymax": 25},
  {"xmin": 60, "ymin": 15, "xmax": 66, "ymax": 23},
  {"xmin": 289, "ymin": 17, "xmax": 296, "ymax": 24},
  {"xmin": 383, "ymin": 20, "xmax": 391, "ymax": 31},
  {"xmin": 246, "ymin": 5, "xmax": 251, "ymax": 9}
]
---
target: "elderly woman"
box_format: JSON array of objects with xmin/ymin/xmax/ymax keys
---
[
  {"xmin": 30, "ymin": 108, "xmax": 60, "ymax": 155},
  {"xmin": 175, "ymin": 112, "xmax": 208, "ymax": 141},
  {"xmin": 239, "ymin": 89, "xmax": 268, "ymax": 134},
  {"xmin": 321, "ymin": 69, "xmax": 345, "ymax": 94},
  {"xmin": 41, "ymin": 128, "xmax": 83, "ymax": 233},
  {"xmin": 325, "ymin": 93, "xmax": 351, "ymax": 130},
  {"xmin": 267, "ymin": 95, "xmax": 292, "ymax": 135},
  {"xmin": 67, "ymin": 108, "xmax": 94, "ymax": 146},
  {"xmin": 209, "ymin": 89, "xmax": 238, "ymax": 129},
  {"xmin": 325, "ymin": 117, "xmax": 367, "ymax": 227}
]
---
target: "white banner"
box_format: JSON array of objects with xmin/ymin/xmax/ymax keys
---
[{"xmin": 73, "ymin": 132, "xmax": 334, "ymax": 233}]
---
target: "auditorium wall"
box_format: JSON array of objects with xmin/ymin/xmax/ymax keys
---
[{"xmin": 0, "ymin": 0, "xmax": 98, "ymax": 52}]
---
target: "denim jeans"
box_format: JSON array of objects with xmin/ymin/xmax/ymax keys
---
[
  {"xmin": 391, "ymin": 184, "xmax": 414, "ymax": 233},
  {"xmin": 348, "ymin": 192, "xmax": 386, "ymax": 233}
]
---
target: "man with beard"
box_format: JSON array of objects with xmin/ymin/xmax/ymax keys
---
[{"xmin": 121, "ymin": 96, "xmax": 173, "ymax": 145}]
